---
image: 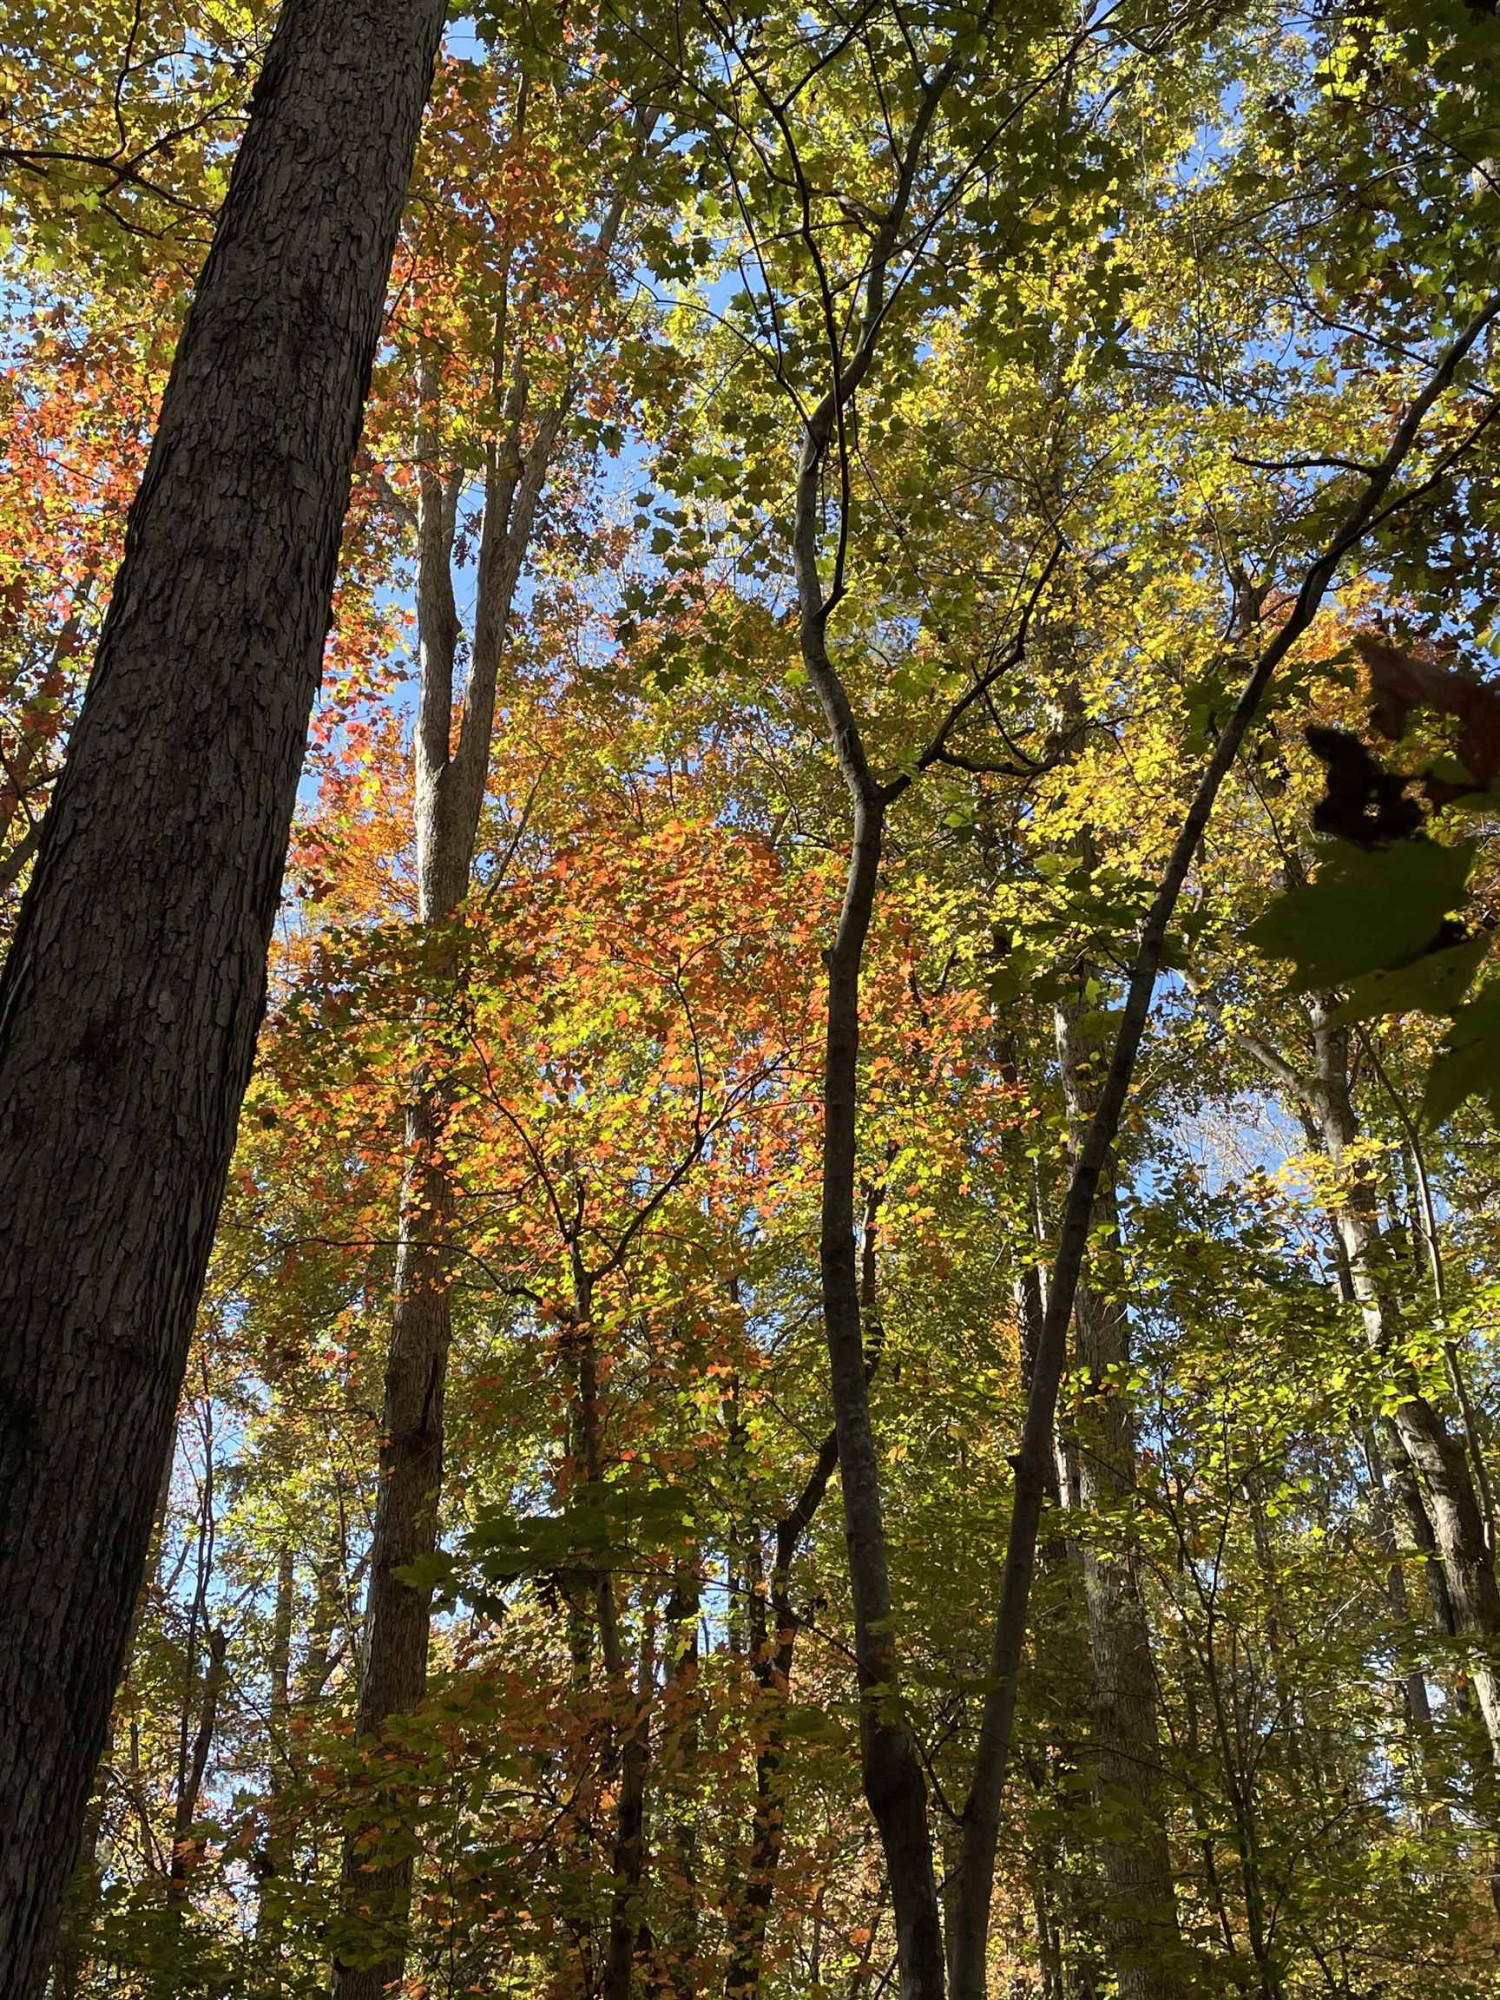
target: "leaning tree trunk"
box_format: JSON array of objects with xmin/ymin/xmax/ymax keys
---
[
  {"xmin": 0, "ymin": 6, "xmax": 445, "ymax": 1991},
  {"xmin": 1053, "ymin": 999, "xmax": 1187, "ymax": 2000},
  {"xmin": 944, "ymin": 300, "xmax": 1500, "ymax": 2000}
]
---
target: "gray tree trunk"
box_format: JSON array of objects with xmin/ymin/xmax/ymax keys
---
[
  {"xmin": 1303, "ymin": 1007, "xmax": 1500, "ymax": 1764},
  {"xmin": 1053, "ymin": 1001, "xmax": 1186, "ymax": 2000},
  {"xmin": 0, "ymin": 6, "xmax": 445, "ymax": 1992}
]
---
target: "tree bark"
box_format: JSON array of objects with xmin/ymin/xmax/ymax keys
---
[
  {"xmin": 49, "ymin": 1770, "xmax": 109, "ymax": 2000},
  {"xmin": 257, "ymin": 1542, "xmax": 297, "ymax": 1952},
  {"xmin": 169, "ymin": 1626, "xmax": 229, "ymax": 1899},
  {"xmin": 568, "ymin": 1291, "xmax": 651, "ymax": 2000},
  {"xmin": 52, "ymin": 1437, "xmax": 175, "ymax": 1998},
  {"xmin": 0, "ymin": 7, "xmax": 445, "ymax": 1990},
  {"xmin": 1357, "ymin": 1423, "xmax": 1447, "ymax": 1815},
  {"xmin": 1052, "ymin": 1001, "xmax": 1186, "ymax": 2000},
  {"xmin": 652, "ymin": 1565, "xmax": 701, "ymax": 1999},
  {"xmin": 1302, "ymin": 1007, "xmax": 1500, "ymax": 1764},
  {"xmin": 332, "ymin": 329, "xmax": 559, "ymax": 2000},
  {"xmin": 726, "ymin": 1194, "xmax": 886, "ymax": 2000},
  {"xmin": 816, "ymin": 783, "xmax": 945, "ymax": 2000}
]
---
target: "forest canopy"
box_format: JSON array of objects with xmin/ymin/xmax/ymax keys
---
[{"xmin": 4, "ymin": 1, "xmax": 1500, "ymax": 1996}]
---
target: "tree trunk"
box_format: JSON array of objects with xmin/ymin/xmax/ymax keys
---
[
  {"xmin": 332, "ymin": 240, "xmax": 572, "ymax": 1991},
  {"xmin": 566, "ymin": 1294, "xmax": 651, "ymax": 2000},
  {"xmin": 945, "ymin": 304, "xmax": 1500, "ymax": 2000},
  {"xmin": 0, "ymin": 8, "xmax": 445, "ymax": 1989},
  {"xmin": 257, "ymin": 1543, "xmax": 297, "ymax": 1952},
  {"xmin": 1357, "ymin": 1424, "xmax": 1447, "ymax": 1817},
  {"xmin": 792, "ymin": 327, "xmax": 944, "ymax": 1985},
  {"xmin": 652, "ymin": 1566, "xmax": 701, "ymax": 2000},
  {"xmin": 1304, "ymin": 1007, "xmax": 1500, "ymax": 1764},
  {"xmin": 818, "ymin": 796, "xmax": 945, "ymax": 2000},
  {"xmin": 726, "ymin": 1191, "xmax": 886, "ymax": 2000},
  {"xmin": 52, "ymin": 1440, "xmax": 176, "ymax": 1998},
  {"xmin": 331, "ymin": 377, "xmax": 548, "ymax": 1998},
  {"xmin": 331, "ymin": 1068, "xmax": 458, "ymax": 1998},
  {"xmin": 49, "ymin": 1769, "xmax": 110, "ymax": 2000},
  {"xmin": 605, "ymin": 1609, "xmax": 653, "ymax": 2000},
  {"xmin": 169, "ymin": 1627, "xmax": 229, "ymax": 1900},
  {"xmin": 1052, "ymin": 1001, "xmax": 1186, "ymax": 2000}
]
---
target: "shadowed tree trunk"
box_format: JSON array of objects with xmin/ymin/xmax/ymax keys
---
[
  {"xmin": 52, "ymin": 1437, "xmax": 176, "ymax": 1999},
  {"xmin": 1053, "ymin": 997, "xmax": 1187, "ymax": 2000},
  {"xmin": 0, "ymin": 7, "xmax": 445, "ymax": 1989},
  {"xmin": 650, "ymin": 1562, "xmax": 701, "ymax": 1999},
  {"xmin": 257, "ymin": 1543, "xmax": 297, "ymax": 1954},
  {"xmin": 168, "ymin": 1627, "xmax": 229, "ymax": 1902},
  {"xmin": 726, "ymin": 1192, "xmax": 886, "ymax": 2000},
  {"xmin": 49, "ymin": 1776, "xmax": 110, "ymax": 2000}
]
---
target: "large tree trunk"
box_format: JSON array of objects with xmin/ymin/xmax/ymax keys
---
[
  {"xmin": 49, "ymin": 1768, "xmax": 110, "ymax": 2000},
  {"xmin": 0, "ymin": 7, "xmax": 445, "ymax": 1990},
  {"xmin": 52, "ymin": 1439, "xmax": 176, "ymax": 1999},
  {"xmin": 1052, "ymin": 1001, "xmax": 1186, "ymax": 2000}
]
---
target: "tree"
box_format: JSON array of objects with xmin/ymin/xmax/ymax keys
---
[
  {"xmin": 0, "ymin": 3, "xmax": 446, "ymax": 1988},
  {"xmin": 328, "ymin": 35, "xmax": 662, "ymax": 1992},
  {"xmin": 12, "ymin": 2, "xmax": 1500, "ymax": 1995}
]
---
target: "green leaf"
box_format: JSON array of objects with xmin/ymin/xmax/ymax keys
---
[
  {"xmin": 1424, "ymin": 982, "xmax": 1500, "ymax": 1128},
  {"xmin": 1328, "ymin": 933, "xmax": 1488, "ymax": 1025},
  {"xmin": 392, "ymin": 1550, "xmax": 459, "ymax": 1596},
  {"xmin": 1246, "ymin": 838, "xmax": 1475, "ymax": 992}
]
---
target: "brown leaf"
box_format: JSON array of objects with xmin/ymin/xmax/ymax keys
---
[{"xmin": 1353, "ymin": 631, "xmax": 1500, "ymax": 793}]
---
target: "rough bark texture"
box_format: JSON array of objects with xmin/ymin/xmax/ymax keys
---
[
  {"xmin": 49, "ymin": 1764, "xmax": 110, "ymax": 2000},
  {"xmin": 0, "ymin": 7, "xmax": 445, "ymax": 1990},
  {"xmin": 1053, "ymin": 1002, "xmax": 1186, "ymax": 2000}
]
